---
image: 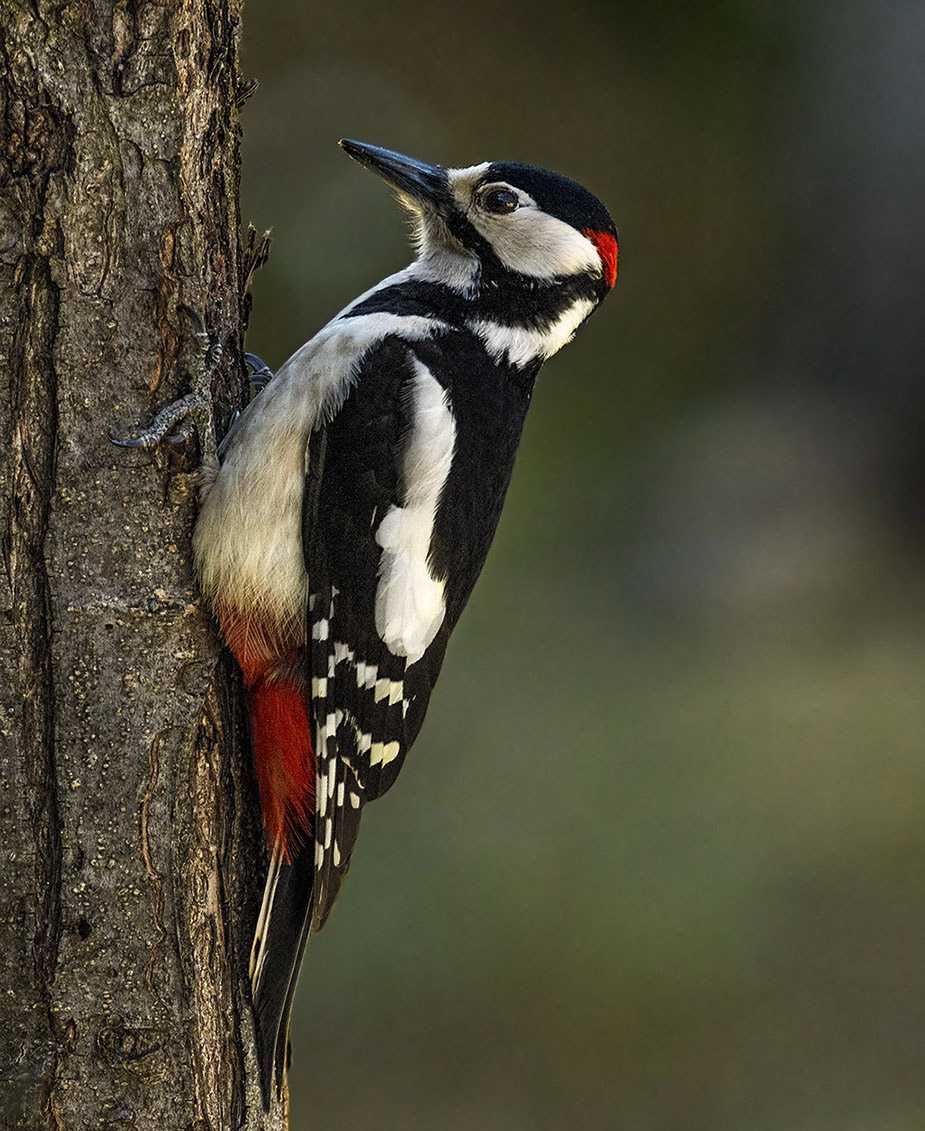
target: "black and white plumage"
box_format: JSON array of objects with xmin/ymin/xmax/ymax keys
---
[{"xmin": 191, "ymin": 140, "xmax": 617, "ymax": 1107}]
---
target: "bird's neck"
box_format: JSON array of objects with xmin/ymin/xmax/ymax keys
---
[{"xmin": 339, "ymin": 257, "xmax": 599, "ymax": 370}]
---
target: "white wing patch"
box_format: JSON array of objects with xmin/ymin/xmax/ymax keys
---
[
  {"xmin": 370, "ymin": 740, "xmax": 402, "ymax": 767},
  {"xmin": 374, "ymin": 358, "xmax": 456, "ymax": 663}
]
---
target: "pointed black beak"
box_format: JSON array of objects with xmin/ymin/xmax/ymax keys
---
[{"xmin": 339, "ymin": 139, "xmax": 449, "ymax": 210}]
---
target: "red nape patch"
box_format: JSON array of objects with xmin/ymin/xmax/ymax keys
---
[
  {"xmin": 582, "ymin": 228, "xmax": 618, "ymax": 288},
  {"xmin": 250, "ymin": 676, "xmax": 315, "ymax": 860}
]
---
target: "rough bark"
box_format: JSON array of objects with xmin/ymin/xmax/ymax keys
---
[{"xmin": 0, "ymin": 2, "xmax": 283, "ymax": 1127}]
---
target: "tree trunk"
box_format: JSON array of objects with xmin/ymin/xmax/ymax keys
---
[{"xmin": 0, "ymin": 2, "xmax": 283, "ymax": 1127}]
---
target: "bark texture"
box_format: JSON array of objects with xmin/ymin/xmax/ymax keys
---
[{"xmin": 0, "ymin": 2, "xmax": 283, "ymax": 1127}]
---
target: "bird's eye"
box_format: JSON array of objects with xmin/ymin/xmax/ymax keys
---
[{"xmin": 479, "ymin": 186, "xmax": 519, "ymax": 215}]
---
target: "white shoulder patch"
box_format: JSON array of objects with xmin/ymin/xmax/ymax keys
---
[{"xmin": 374, "ymin": 358, "xmax": 456, "ymax": 663}]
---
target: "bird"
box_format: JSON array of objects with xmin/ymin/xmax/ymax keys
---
[{"xmin": 191, "ymin": 139, "xmax": 618, "ymax": 1108}]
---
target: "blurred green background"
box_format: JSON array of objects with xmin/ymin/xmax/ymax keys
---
[{"xmin": 240, "ymin": 3, "xmax": 925, "ymax": 1128}]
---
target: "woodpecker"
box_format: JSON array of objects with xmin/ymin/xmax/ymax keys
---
[{"xmin": 191, "ymin": 140, "xmax": 617, "ymax": 1107}]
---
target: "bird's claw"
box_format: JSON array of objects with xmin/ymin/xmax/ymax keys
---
[
  {"xmin": 245, "ymin": 353, "xmax": 274, "ymax": 392},
  {"xmin": 213, "ymin": 353, "xmax": 275, "ymax": 460},
  {"xmin": 110, "ymin": 307, "xmax": 223, "ymax": 464},
  {"xmin": 109, "ymin": 392, "xmax": 211, "ymax": 449}
]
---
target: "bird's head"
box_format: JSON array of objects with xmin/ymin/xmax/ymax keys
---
[{"xmin": 340, "ymin": 139, "xmax": 617, "ymax": 301}]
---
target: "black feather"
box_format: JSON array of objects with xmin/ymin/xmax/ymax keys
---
[{"xmin": 251, "ymin": 847, "xmax": 314, "ymax": 1110}]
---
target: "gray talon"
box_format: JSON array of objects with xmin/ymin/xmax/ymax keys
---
[
  {"xmin": 245, "ymin": 352, "xmax": 274, "ymax": 392},
  {"xmin": 110, "ymin": 307, "xmax": 223, "ymax": 467},
  {"xmin": 110, "ymin": 392, "xmax": 210, "ymax": 448}
]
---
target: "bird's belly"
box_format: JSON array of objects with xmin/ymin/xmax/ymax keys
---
[{"xmin": 193, "ymin": 405, "xmax": 310, "ymax": 648}]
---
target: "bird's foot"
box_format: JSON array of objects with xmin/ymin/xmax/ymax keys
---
[
  {"xmin": 245, "ymin": 352, "xmax": 274, "ymax": 393},
  {"xmin": 213, "ymin": 353, "xmax": 276, "ymax": 460},
  {"xmin": 110, "ymin": 306, "xmax": 222, "ymax": 469},
  {"xmin": 109, "ymin": 390, "xmax": 212, "ymax": 449}
]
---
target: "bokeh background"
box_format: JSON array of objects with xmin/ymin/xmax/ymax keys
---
[{"xmin": 240, "ymin": 4, "xmax": 925, "ymax": 1128}]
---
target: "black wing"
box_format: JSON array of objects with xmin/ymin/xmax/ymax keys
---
[
  {"xmin": 304, "ymin": 324, "xmax": 535, "ymax": 933},
  {"xmin": 305, "ymin": 335, "xmax": 451, "ymax": 929}
]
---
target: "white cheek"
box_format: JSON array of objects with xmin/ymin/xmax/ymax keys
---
[
  {"xmin": 471, "ymin": 210, "xmax": 600, "ymax": 278},
  {"xmin": 448, "ymin": 167, "xmax": 599, "ymax": 279}
]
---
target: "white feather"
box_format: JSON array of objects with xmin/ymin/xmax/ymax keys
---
[
  {"xmin": 249, "ymin": 842, "xmax": 284, "ymax": 992},
  {"xmin": 373, "ymin": 358, "xmax": 456, "ymax": 662},
  {"xmin": 469, "ymin": 298, "xmax": 595, "ymax": 368}
]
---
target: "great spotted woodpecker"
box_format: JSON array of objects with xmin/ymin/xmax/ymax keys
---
[{"xmin": 191, "ymin": 140, "xmax": 617, "ymax": 1106}]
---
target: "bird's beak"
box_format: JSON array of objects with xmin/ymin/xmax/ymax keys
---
[{"xmin": 339, "ymin": 139, "xmax": 449, "ymax": 210}]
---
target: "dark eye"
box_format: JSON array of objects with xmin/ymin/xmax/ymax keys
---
[{"xmin": 479, "ymin": 186, "xmax": 519, "ymax": 215}]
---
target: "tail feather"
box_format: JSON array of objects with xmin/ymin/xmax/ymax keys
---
[
  {"xmin": 229, "ymin": 642, "xmax": 316, "ymax": 1109},
  {"xmin": 251, "ymin": 844, "xmax": 315, "ymax": 1110},
  {"xmin": 249, "ymin": 843, "xmax": 284, "ymax": 989},
  {"xmin": 215, "ymin": 609, "xmax": 319, "ymax": 1108}
]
